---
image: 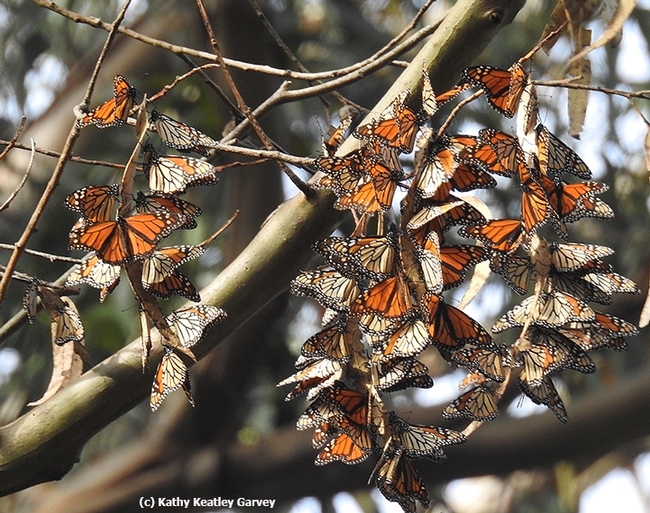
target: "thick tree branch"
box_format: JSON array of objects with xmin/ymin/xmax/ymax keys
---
[{"xmin": 0, "ymin": 0, "xmax": 525, "ymax": 495}]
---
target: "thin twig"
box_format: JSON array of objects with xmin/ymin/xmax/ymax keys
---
[
  {"xmin": 532, "ymin": 79, "xmax": 650, "ymax": 100},
  {"xmin": 0, "ymin": 116, "xmax": 26, "ymax": 161},
  {"xmin": 0, "ymin": 0, "xmax": 132, "ymax": 304},
  {"xmin": 178, "ymin": 54, "xmax": 244, "ymax": 122},
  {"xmin": 78, "ymin": 1, "xmax": 132, "ymax": 108},
  {"xmin": 436, "ymin": 90, "xmax": 483, "ymax": 139},
  {"xmin": 248, "ymin": 0, "xmax": 363, "ymax": 112},
  {"xmin": 195, "ymin": 0, "xmax": 312, "ymax": 195},
  {"xmin": 0, "ymin": 267, "xmax": 80, "ymax": 291},
  {"xmin": 0, "ymin": 244, "xmax": 82, "ymax": 264},
  {"xmin": 518, "ymin": 21, "xmax": 568, "ymax": 64},
  {"xmin": 146, "ymin": 63, "xmax": 220, "ymax": 104},
  {"xmin": 0, "ymin": 139, "xmax": 36, "ymax": 213},
  {"xmin": 220, "ymin": 26, "xmax": 438, "ymax": 148},
  {"xmin": 215, "ymin": 143, "xmax": 315, "ymax": 170},
  {"xmin": 0, "ymin": 140, "xmax": 125, "ymax": 169},
  {"xmin": 33, "ymin": 0, "xmax": 437, "ymax": 83}
]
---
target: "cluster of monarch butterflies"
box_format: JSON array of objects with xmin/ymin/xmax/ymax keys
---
[
  {"xmin": 280, "ymin": 62, "xmax": 639, "ymax": 512},
  {"xmin": 25, "ymin": 75, "xmax": 229, "ymax": 411}
]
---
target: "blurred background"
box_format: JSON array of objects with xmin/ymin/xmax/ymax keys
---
[{"xmin": 0, "ymin": 1, "xmax": 649, "ymax": 512}]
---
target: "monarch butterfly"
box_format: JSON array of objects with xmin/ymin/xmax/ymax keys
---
[
  {"xmin": 277, "ymin": 357, "xmax": 342, "ymax": 401},
  {"xmin": 297, "ymin": 381, "xmax": 368, "ymax": 429},
  {"xmin": 414, "ymin": 145, "xmax": 454, "ymax": 198},
  {"xmin": 69, "ymin": 211, "xmax": 185, "ymax": 264},
  {"xmin": 150, "ymin": 110, "xmax": 217, "ymax": 156},
  {"xmin": 520, "ymin": 333, "xmax": 575, "ymax": 384},
  {"xmin": 315, "ymin": 430, "xmax": 372, "ymax": 466},
  {"xmin": 312, "ymin": 421, "xmax": 335, "ymax": 449},
  {"xmin": 301, "ymin": 321, "xmax": 352, "ymax": 362},
  {"xmin": 313, "ymin": 228, "xmax": 399, "ymax": 282},
  {"xmin": 350, "ymin": 275, "xmax": 415, "ymax": 319},
  {"xmin": 565, "ymin": 311, "xmax": 639, "ymax": 338},
  {"xmin": 458, "ymin": 370, "xmax": 490, "ymax": 390},
  {"xmin": 335, "ymin": 161, "xmax": 397, "ymax": 215},
  {"xmin": 548, "ymin": 242, "xmax": 613, "ymax": 272},
  {"xmin": 50, "ymin": 298, "xmax": 86, "ymax": 345},
  {"xmin": 65, "ymin": 184, "xmax": 120, "ymax": 223},
  {"xmin": 355, "ymin": 92, "xmax": 420, "ymax": 153},
  {"xmin": 22, "ymin": 279, "xmax": 40, "ymax": 324},
  {"xmin": 414, "ymin": 231, "xmax": 443, "ymax": 293},
  {"xmin": 166, "ymin": 305, "xmax": 226, "ymax": 348},
  {"xmin": 315, "ymin": 148, "xmax": 400, "ymax": 215},
  {"xmin": 492, "ymin": 290, "xmax": 595, "ymax": 333},
  {"xmin": 375, "ymin": 447, "xmax": 430, "ymax": 511},
  {"xmin": 150, "ymin": 346, "xmax": 194, "ymax": 411},
  {"xmin": 490, "ymin": 253, "xmax": 533, "ymax": 295},
  {"xmin": 387, "ymin": 411, "xmax": 466, "ymax": 461},
  {"xmin": 376, "ymin": 357, "xmax": 432, "ymax": 393},
  {"xmin": 314, "ymin": 149, "xmax": 367, "ymax": 181},
  {"xmin": 370, "ymin": 317, "xmax": 430, "ymax": 363},
  {"xmin": 450, "ymin": 346, "xmax": 506, "ymax": 382},
  {"xmin": 141, "ymin": 245, "xmax": 204, "ymax": 287},
  {"xmin": 469, "ymin": 128, "xmax": 519, "ymax": 177},
  {"xmin": 134, "ymin": 192, "xmax": 202, "ymax": 230},
  {"xmin": 421, "ymin": 68, "xmax": 438, "ymax": 118},
  {"xmin": 373, "ymin": 142, "xmax": 403, "ymax": 174},
  {"xmin": 435, "ymin": 83, "xmax": 472, "ymax": 105},
  {"xmin": 536, "ymin": 124, "xmax": 591, "ymax": 181},
  {"xmin": 516, "ymin": 81, "xmax": 540, "ymax": 140},
  {"xmin": 439, "ymin": 244, "xmax": 488, "ymax": 290},
  {"xmin": 358, "ymin": 311, "xmax": 400, "ymax": 338},
  {"xmin": 415, "ymin": 145, "xmax": 496, "ymax": 199},
  {"xmin": 578, "ymin": 194, "xmax": 615, "ymax": 221},
  {"xmin": 460, "ymin": 219, "xmax": 525, "ymax": 253},
  {"xmin": 581, "ymin": 271, "xmax": 639, "ymax": 295},
  {"xmin": 443, "ymin": 385, "xmax": 499, "ymax": 421},
  {"xmin": 142, "ymin": 146, "xmax": 219, "ymax": 194},
  {"xmin": 421, "ymin": 293, "xmax": 494, "ymax": 350},
  {"xmin": 516, "ymin": 154, "xmax": 555, "ymax": 233},
  {"xmin": 146, "ymin": 271, "xmax": 199, "ymax": 301},
  {"xmin": 77, "ymin": 75, "xmax": 136, "ymax": 128},
  {"xmin": 559, "ymin": 311, "xmax": 636, "ymax": 352},
  {"xmin": 548, "ymin": 271, "xmax": 613, "ymax": 305},
  {"xmin": 407, "ymin": 199, "xmax": 486, "ymax": 245},
  {"xmin": 543, "ymin": 181, "xmax": 612, "ymax": 226},
  {"xmin": 573, "ymin": 273, "xmax": 629, "ymax": 304},
  {"xmin": 322, "ymin": 110, "xmax": 356, "ymax": 156},
  {"xmin": 290, "ymin": 267, "xmax": 360, "ymax": 312},
  {"xmin": 522, "ymin": 326, "xmax": 596, "ymax": 382},
  {"xmin": 66, "ymin": 253, "xmax": 121, "ymax": 302},
  {"xmin": 462, "ymin": 63, "xmax": 528, "ymax": 118},
  {"xmin": 517, "ymin": 370, "xmax": 567, "ymax": 424}
]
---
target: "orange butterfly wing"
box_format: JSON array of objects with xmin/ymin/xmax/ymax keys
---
[
  {"xmin": 463, "ymin": 64, "xmax": 526, "ymax": 117},
  {"xmin": 78, "ymin": 75, "xmax": 135, "ymax": 128}
]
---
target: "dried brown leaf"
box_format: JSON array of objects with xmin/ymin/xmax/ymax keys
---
[
  {"xmin": 568, "ymin": 0, "xmax": 637, "ymax": 66},
  {"xmin": 568, "ymin": 57, "xmax": 591, "ymax": 138},
  {"xmin": 28, "ymin": 300, "xmax": 89, "ymax": 407}
]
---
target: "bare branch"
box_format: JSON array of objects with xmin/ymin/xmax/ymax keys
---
[{"xmin": 0, "ymin": 138, "xmax": 35, "ymax": 213}]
